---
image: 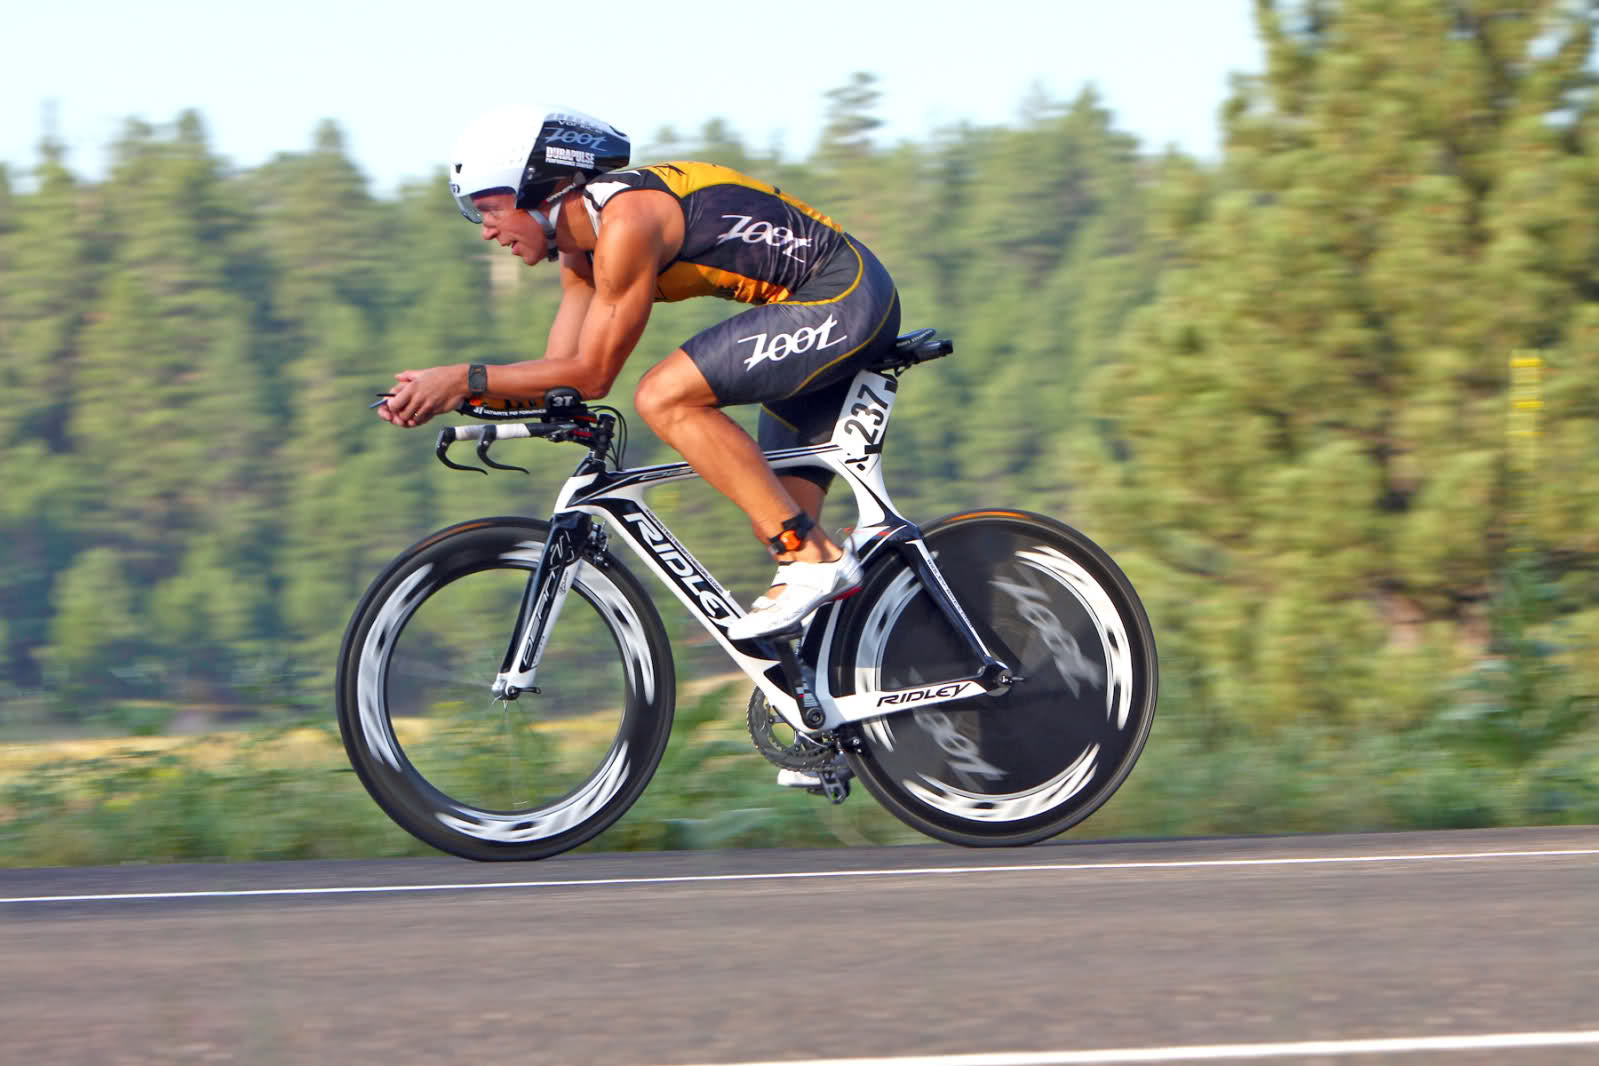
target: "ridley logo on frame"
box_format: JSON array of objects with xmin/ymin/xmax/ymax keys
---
[
  {"xmin": 875, "ymin": 681, "xmax": 977, "ymax": 706},
  {"xmin": 621, "ymin": 513, "xmax": 738, "ymax": 622}
]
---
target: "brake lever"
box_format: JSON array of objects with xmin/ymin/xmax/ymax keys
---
[
  {"xmin": 476, "ymin": 427, "xmax": 529, "ymax": 474},
  {"xmin": 435, "ymin": 429, "xmax": 487, "ymax": 474}
]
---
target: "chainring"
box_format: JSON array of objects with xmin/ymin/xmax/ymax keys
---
[{"xmin": 746, "ymin": 690, "xmax": 838, "ymax": 771}]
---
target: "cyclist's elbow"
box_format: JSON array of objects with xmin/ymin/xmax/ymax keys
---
[
  {"xmin": 570, "ymin": 358, "xmax": 628, "ymax": 402},
  {"xmin": 574, "ymin": 376, "xmax": 613, "ymax": 402}
]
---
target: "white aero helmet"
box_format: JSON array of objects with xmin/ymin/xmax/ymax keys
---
[{"xmin": 448, "ymin": 106, "xmax": 630, "ymax": 224}]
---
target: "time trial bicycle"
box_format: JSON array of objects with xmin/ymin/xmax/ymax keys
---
[{"xmin": 336, "ymin": 328, "xmax": 1158, "ymax": 861}]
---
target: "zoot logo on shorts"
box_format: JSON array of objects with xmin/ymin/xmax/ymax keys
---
[
  {"xmin": 739, "ymin": 314, "xmax": 848, "ymax": 371},
  {"xmin": 717, "ymin": 215, "xmax": 812, "ymax": 262}
]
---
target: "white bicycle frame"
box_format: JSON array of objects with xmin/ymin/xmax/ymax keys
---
[{"xmin": 445, "ymin": 364, "xmax": 1014, "ymax": 736}]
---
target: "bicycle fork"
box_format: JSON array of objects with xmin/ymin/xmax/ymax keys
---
[{"xmin": 491, "ymin": 512, "xmax": 595, "ymax": 699}]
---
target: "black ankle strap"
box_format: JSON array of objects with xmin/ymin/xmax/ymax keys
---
[{"xmin": 767, "ymin": 512, "xmax": 814, "ymax": 555}]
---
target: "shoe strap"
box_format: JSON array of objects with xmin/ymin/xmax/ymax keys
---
[{"xmin": 767, "ymin": 553, "xmax": 855, "ymax": 598}]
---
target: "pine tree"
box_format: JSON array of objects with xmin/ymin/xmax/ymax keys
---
[
  {"xmin": 0, "ymin": 134, "xmax": 101, "ymax": 690},
  {"xmin": 58, "ymin": 114, "xmax": 278, "ymax": 709},
  {"xmin": 1076, "ymin": 0, "xmax": 1599, "ymax": 731}
]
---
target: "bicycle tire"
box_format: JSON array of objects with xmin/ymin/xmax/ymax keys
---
[
  {"xmin": 831, "ymin": 510, "xmax": 1157, "ymax": 846},
  {"xmin": 336, "ymin": 516, "xmax": 675, "ymax": 861}
]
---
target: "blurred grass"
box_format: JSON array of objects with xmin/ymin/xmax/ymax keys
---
[{"xmin": 1, "ymin": 682, "xmax": 1595, "ymax": 869}]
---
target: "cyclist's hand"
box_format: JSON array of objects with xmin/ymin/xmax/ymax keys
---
[{"xmin": 378, "ymin": 366, "xmax": 468, "ymax": 428}]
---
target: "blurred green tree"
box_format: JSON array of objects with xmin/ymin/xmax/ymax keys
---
[
  {"xmin": 58, "ymin": 113, "xmax": 278, "ymax": 709},
  {"xmin": 0, "ymin": 132, "xmax": 102, "ymax": 691},
  {"xmin": 1075, "ymin": 0, "xmax": 1599, "ymax": 733}
]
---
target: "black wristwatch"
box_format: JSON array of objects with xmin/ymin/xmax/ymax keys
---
[{"xmin": 467, "ymin": 363, "xmax": 488, "ymax": 395}]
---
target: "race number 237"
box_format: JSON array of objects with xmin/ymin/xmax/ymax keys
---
[{"xmin": 843, "ymin": 383, "xmax": 891, "ymax": 446}]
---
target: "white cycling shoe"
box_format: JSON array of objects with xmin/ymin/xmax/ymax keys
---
[
  {"xmin": 776, "ymin": 769, "xmax": 823, "ymax": 789},
  {"xmin": 725, "ymin": 548, "xmax": 863, "ymax": 640}
]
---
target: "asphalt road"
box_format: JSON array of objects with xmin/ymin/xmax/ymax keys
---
[{"xmin": 3, "ymin": 826, "xmax": 1597, "ymax": 1066}]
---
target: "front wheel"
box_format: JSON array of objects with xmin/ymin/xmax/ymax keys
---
[
  {"xmin": 832, "ymin": 510, "xmax": 1157, "ymax": 846},
  {"xmin": 335, "ymin": 517, "xmax": 675, "ymax": 861}
]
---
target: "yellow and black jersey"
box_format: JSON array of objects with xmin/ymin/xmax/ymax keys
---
[{"xmin": 580, "ymin": 161, "xmax": 848, "ymax": 305}]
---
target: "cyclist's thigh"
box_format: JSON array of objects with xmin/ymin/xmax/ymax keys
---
[{"xmin": 683, "ymin": 236, "xmax": 900, "ymax": 447}]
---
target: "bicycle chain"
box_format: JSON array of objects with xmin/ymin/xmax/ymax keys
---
[{"xmin": 746, "ymin": 690, "xmax": 838, "ymax": 771}]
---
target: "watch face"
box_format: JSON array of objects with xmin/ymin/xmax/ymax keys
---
[{"xmin": 469, "ymin": 364, "xmax": 487, "ymax": 393}]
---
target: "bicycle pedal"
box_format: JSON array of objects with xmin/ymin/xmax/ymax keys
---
[
  {"xmin": 776, "ymin": 765, "xmax": 852, "ymax": 804},
  {"xmin": 816, "ymin": 766, "xmax": 852, "ymax": 805},
  {"xmin": 776, "ymin": 769, "xmax": 822, "ymax": 789}
]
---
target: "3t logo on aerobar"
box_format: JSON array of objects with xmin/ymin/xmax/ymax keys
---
[
  {"xmin": 622, "ymin": 514, "xmax": 737, "ymax": 622},
  {"xmin": 876, "ymin": 682, "xmax": 976, "ymax": 707},
  {"xmin": 739, "ymin": 314, "xmax": 847, "ymax": 372},
  {"xmin": 716, "ymin": 215, "xmax": 812, "ymax": 262}
]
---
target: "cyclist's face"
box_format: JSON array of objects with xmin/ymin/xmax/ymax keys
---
[{"xmin": 473, "ymin": 193, "xmax": 546, "ymax": 265}]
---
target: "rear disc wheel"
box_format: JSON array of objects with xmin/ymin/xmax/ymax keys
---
[{"xmin": 834, "ymin": 511, "xmax": 1157, "ymax": 846}]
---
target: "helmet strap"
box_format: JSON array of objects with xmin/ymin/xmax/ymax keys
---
[
  {"xmin": 527, "ymin": 207, "xmax": 559, "ymax": 262},
  {"xmin": 535, "ymin": 176, "xmax": 586, "ymax": 263}
]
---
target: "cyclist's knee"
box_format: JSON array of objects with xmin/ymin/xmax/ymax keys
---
[{"xmin": 634, "ymin": 350, "xmax": 713, "ymax": 432}]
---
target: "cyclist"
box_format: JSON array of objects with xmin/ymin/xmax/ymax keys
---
[{"xmin": 377, "ymin": 107, "xmax": 901, "ymax": 639}]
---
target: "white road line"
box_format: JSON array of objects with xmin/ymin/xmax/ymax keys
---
[
  {"xmin": 685, "ymin": 1029, "xmax": 1599, "ymax": 1065},
  {"xmin": 1, "ymin": 846, "xmax": 1594, "ymax": 905}
]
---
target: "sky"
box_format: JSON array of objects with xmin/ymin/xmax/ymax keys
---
[{"xmin": 5, "ymin": 1, "xmax": 1263, "ymax": 195}]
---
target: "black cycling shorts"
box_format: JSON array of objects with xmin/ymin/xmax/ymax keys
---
[{"xmin": 681, "ymin": 234, "xmax": 901, "ymax": 459}]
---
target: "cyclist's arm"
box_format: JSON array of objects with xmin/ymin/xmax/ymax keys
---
[
  {"xmin": 539, "ymin": 253, "xmax": 597, "ymax": 362},
  {"xmin": 476, "ymin": 201, "xmax": 666, "ymax": 401}
]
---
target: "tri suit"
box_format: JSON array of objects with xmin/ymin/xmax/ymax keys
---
[{"xmin": 580, "ymin": 162, "xmax": 900, "ymax": 479}]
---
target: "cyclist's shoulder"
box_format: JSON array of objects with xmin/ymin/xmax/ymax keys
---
[
  {"xmin": 590, "ymin": 160, "xmax": 776, "ymax": 200},
  {"xmin": 621, "ymin": 161, "xmax": 841, "ymax": 232}
]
